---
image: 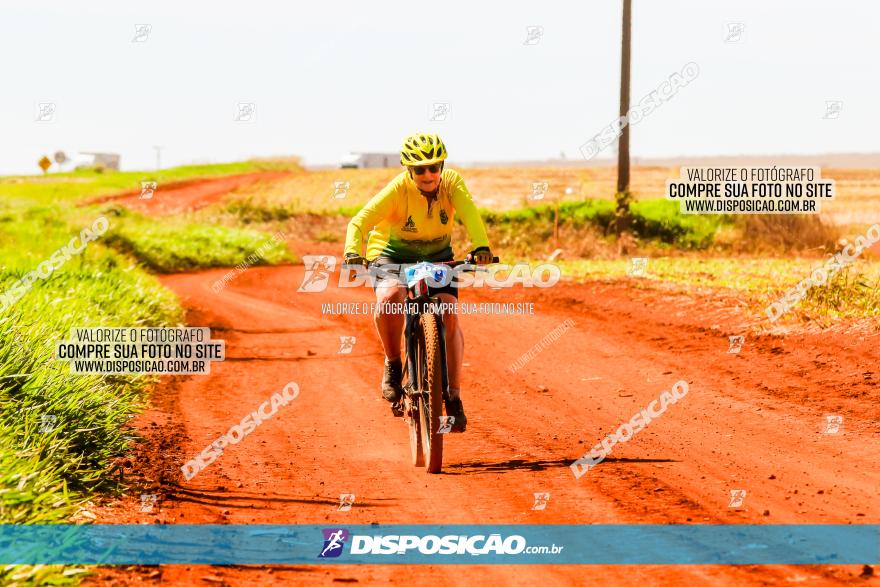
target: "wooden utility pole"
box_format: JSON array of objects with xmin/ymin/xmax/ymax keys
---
[{"xmin": 617, "ymin": 0, "xmax": 632, "ymax": 196}]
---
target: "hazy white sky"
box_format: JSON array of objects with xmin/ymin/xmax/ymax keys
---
[{"xmin": 3, "ymin": 0, "xmax": 878, "ymax": 174}]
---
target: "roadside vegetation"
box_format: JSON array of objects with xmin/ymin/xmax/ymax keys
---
[
  {"xmin": 200, "ymin": 166, "xmax": 877, "ymax": 328},
  {"xmin": 101, "ymin": 207, "xmax": 293, "ymax": 273},
  {"xmin": 555, "ymin": 256, "xmax": 880, "ymax": 325},
  {"xmin": 203, "ymin": 181, "xmax": 877, "ymax": 328},
  {"xmin": 0, "ymin": 161, "xmax": 297, "ymax": 585}
]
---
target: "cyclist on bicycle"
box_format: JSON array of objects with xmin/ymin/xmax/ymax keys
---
[{"xmin": 343, "ymin": 132, "xmax": 494, "ymax": 432}]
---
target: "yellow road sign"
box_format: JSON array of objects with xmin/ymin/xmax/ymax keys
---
[{"xmin": 39, "ymin": 156, "xmax": 52, "ymax": 173}]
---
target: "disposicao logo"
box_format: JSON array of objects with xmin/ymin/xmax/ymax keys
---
[
  {"xmin": 318, "ymin": 528, "xmax": 350, "ymax": 558},
  {"xmin": 316, "ymin": 530, "xmax": 563, "ymax": 558}
]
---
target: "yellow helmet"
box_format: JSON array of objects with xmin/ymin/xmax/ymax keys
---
[{"xmin": 400, "ymin": 132, "xmax": 448, "ymax": 166}]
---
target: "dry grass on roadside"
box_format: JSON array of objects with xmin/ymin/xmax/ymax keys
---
[
  {"xmin": 220, "ymin": 166, "xmax": 880, "ymax": 228},
  {"xmin": 734, "ymin": 215, "xmax": 841, "ymax": 253}
]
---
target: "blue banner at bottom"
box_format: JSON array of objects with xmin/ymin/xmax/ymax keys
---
[{"xmin": 0, "ymin": 525, "xmax": 876, "ymax": 565}]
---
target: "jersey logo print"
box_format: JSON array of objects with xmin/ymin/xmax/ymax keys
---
[
  {"xmin": 439, "ymin": 209, "xmax": 449, "ymax": 224},
  {"xmin": 402, "ymin": 215, "xmax": 418, "ymax": 232}
]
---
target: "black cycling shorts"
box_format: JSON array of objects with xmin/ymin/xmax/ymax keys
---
[{"xmin": 369, "ymin": 256, "xmax": 459, "ymax": 299}]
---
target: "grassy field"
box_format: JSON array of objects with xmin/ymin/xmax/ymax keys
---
[
  {"xmin": 0, "ymin": 243, "xmax": 181, "ymax": 584},
  {"xmin": 218, "ymin": 165, "xmax": 880, "ymax": 230},
  {"xmin": 210, "ymin": 165, "xmax": 684, "ymax": 212},
  {"xmin": 208, "ymin": 164, "xmax": 876, "ymax": 261},
  {"xmin": 102, "ymin": 207, "xmax": 292, "ymax": 273},
  {"xmin": 0, "ymin": 161, "xmax": 298, "ymax": 585},
  {"xmin": 190, "ymin": 163, "xmax": 878, "ymax": 325}
]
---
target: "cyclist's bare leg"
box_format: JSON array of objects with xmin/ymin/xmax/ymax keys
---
[
  {"xmin": 437, "ymin": 293, "xmax": 462, "ymax": 399},
  {"xmin": 374, "ymin": 283, "xmax": 405, "ymax": 360}
]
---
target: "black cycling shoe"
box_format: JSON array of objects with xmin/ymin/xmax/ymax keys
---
[
  {"xmin": 444, "ymin": 398, "xmax": 467, "ymax": 433},
  {"xmin": 390, "ymin": 399, "xmax": 405, "ymax": 418},
  {"xmin": 381, "ymin": 358, "xmax": 404, "ymax": 403}
]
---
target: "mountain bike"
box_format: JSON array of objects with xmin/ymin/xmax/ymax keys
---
[{"xmin": 399, "ymin": 257, "xmax": 498, "ymax": 473}]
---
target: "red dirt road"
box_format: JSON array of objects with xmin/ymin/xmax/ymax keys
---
[
  {"xmin": 86, "ymin": 171, "xmax": 291, "ymax": 215},
  {"xmin": 88, "ymin": 253, "xmax": 879, "ymax": 585}
]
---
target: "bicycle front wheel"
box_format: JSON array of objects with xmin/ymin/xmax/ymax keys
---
[{"xmin": 417, "ymin": 312, "xmax": 444, "ymax": 474}]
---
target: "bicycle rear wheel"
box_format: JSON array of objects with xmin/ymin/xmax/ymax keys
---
[
  {"xmin": 417, "ymin": 312, "xmax": 444, "ymax": 473},
  {"xmin": 401, "ymin": 349, "xmax": 424, "ymax": 467}
]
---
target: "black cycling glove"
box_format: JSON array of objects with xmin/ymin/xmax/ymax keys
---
[
  {"xmin": 343, "ymin": 253, "xmax": 367, "ymax": 267},
  {"xmin": 467, "ymin": 246, "xmax": 494, "ymax": 265}
]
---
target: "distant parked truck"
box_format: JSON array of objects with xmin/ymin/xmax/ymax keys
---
[
  {"xmin": 340, "ymin": 152, "xmax": 399, "ymax": 169},
  {"xmin": 77, "ymin": 152, "xmax": 121, "ymax": 171}
]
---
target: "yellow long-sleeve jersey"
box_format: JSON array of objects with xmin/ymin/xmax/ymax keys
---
[{"xmin": 344, "ymin": 168, "xmax": 490, "ymax": 262}]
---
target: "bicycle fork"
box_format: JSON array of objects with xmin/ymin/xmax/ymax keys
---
[{"xmin": 404, "ymin": 306, "xmax": 451, "ymax": 402}]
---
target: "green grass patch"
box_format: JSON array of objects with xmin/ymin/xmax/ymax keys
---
[
  {"xmin": 472, "ymin": 199, "xmax": 728, "ymax": 255},
  {"xmin": 0, "ymin": 242, "xmax": 181, "ymax": 584},
  {"xmin": 461, "ymin": 199, "xmax": 727, "ymax": 250},
  {"xmin": 480, "ymin": 199, "xmax": 617, "ymax": 227},
  {"xmin": 222, "ymin": 198, "xmax": 302, "ymax": 224},
  {"xmin": 101, "ymin": 208, "xmax": 294, "ymax": 273},
  {"xmin": 630, "ymin": 199, "xmax": 728, "ymax": 249},
  {"xmin": 0, "ymin": 245, "xmax": 181, "ymax": 496},
  {"xmin": 802, "ymin": 266, "xmax": 880, "ymax": 323}
]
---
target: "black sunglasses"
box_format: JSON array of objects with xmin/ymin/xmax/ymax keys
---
[{"xmin": 410, "ymin": 163, "xmax": 442, "ymax": 175}]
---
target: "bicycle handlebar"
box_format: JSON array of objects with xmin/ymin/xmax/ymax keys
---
[
  {"xmin": 346, "ymin": 257, "xmax": 501, "ymax": 269},
  {"xmin": 437, "ymin": 256, "xmax": 501, "ymax": 268}
]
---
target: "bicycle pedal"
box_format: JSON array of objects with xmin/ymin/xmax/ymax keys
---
[{"xmin": 391, "ymin": 401, "xmax": 405, "ymax": 417}]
